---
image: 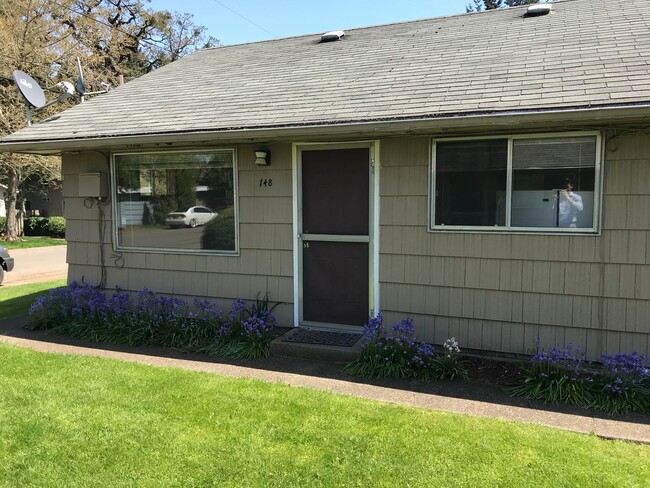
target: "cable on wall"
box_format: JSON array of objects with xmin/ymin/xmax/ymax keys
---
[
  {"xmin": 83, "ymin": 196, "xmax": 110, "ymax": 289},
  {"xmin": 111, "ymin": 250, "xmax": 125, "ymax": 269},
  {"xmin": 79, "ymin": 150, "xmax": 114, "ymax": 289}
]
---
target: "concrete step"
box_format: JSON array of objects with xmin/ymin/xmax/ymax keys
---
[{"xmin": 270, "ymin": 328, "xmax": 363, "ymax": 364}]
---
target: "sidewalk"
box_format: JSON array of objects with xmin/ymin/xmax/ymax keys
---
[{"xmin": 1, "ymin": 316, "xmax": 649, "ymax": 444}]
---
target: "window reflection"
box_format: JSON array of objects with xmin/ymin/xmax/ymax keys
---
[
  {"xmin": 114, "ymin": 150, "xmax": 236, "ymax": 252},
  {"xmin": 511, "ymin": 137, "xmax": 595, "ymax": 229}
]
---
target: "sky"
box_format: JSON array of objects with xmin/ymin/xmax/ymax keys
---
[{"xmin": 148, "ymin": 0, "xmax": 474, "ymax": 46}]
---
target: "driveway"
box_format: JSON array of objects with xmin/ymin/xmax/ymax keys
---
[{"xmin": 1, "ymin": 246, "xmax": 67, "ymax": 287}]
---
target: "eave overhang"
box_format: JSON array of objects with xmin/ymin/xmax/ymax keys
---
[{"xmin": 2, "ymin": 103, "xmax": 650, "ymax": 155}]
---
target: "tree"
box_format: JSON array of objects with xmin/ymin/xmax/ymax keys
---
[
  {"xmin": 0, "ymin": 1, "xmax": 66, "ymax": 240},
  {"xmin": 55, "ymin": 1, "xmax": 219, "ymax": 87},
  {"xmin": 0, "ymin": 0, "xmax": 218, "ymax": 241},
  {"xmin": 466, "ymin": 0, "xmax": 539, "ymax": 13},
  {"xmin": 144, "ymin": 11, "xmax": 219, "ymax": 66}
]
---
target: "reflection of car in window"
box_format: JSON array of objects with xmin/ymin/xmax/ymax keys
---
[{"xmin": 165, "ymin": 206, "xmax": 217, "ymax": 228}]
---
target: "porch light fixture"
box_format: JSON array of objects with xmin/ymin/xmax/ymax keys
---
[{"xmin": 254, "ymin": 151, "xmax": 270, "ymax": 166}]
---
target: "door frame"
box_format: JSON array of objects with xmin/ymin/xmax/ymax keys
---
[{"xmin": 292, "ymin": 141, "xmax": 380, "ymax": 330}]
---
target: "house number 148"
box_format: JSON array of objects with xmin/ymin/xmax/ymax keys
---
[{"xmin": 259, "ymin": 178, "xmax": 273, "ymax": 187}]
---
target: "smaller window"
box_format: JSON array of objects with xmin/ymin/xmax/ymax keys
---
[
  {"xmin": 435, "ymin": 139, "xmax": 507, "ymax": 227},
  {"xmin": 431, "ymin": 133, "xmax": 600, "ymax": 233},
  {"xmin": 511, "ymin": 136, "xmax": 596, "ymax": 229}
]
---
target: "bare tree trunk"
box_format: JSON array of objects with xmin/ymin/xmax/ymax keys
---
[
  {"xmin": 18, "ymin": 199, "xmax": 25, "ymax": 237},
  {"xmin": 5, "ymin": 166, "xmax": 19, "ymax": 241}
]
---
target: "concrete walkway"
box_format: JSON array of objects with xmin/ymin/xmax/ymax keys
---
[{"xmin": 1, "ymin": 317, "xmax": 648, "ymax": 444}]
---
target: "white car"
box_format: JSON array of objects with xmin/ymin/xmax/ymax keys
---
[{"xmin": 165, "ymin": 206, "xmax": 217, "ymax": 228}]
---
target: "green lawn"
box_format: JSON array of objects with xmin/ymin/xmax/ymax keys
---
[
  {"xmin": 0, "ymin": 279, "xmax": 67, "ymax": 321},
  {"xmin": 0, "ymin": 344, "xmax": 648, "ymax": 487},
  {"xmin": 0, "ymin": 237, "xmax": 66, "ymax": 249}
]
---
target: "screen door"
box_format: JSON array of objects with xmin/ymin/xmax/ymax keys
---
[{"xmin": 300, "ymin": 147, "xmax": 371, "ymax": 326}]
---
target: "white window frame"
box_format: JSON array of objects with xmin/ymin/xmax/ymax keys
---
[
  {"xmin": 111, "ymin": 148, "xmax": 239, "ymax": 255},
  {"xmin": 429, "ymin": 131, "xmax": 603, "ymax": 234}
]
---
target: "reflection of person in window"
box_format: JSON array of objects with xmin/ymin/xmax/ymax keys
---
[{"xmin": 558, "ymin": 178, "xmax": 583, "ymax": 228}]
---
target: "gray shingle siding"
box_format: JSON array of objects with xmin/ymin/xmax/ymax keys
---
[{"xmin": 2, "ymin": 0, "xmax": 650, "ymax": 145}]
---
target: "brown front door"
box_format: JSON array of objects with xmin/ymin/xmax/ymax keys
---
[{"xmin": 300, "ymin": 147, "xmax": 370, "ymax": 327}]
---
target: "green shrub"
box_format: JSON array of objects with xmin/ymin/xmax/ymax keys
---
[
  {"xmin": 24, "ymin": 216, "xmax": 66, "ymax": 237},
  {"xmin": 345, "ymin": 313, "xmax": 469, "ymax": 381},
  {"xmin": 509, "ymin": 342, "xmax": 650, "ymax": 415},
  {"xmin": 201, "ymin": 207, "xmax": 235, "ymax": 251},
  {"xmin": 432, "ymin": 338, "xmax": 470, "ymax": 381},
  {"xmin": 0, "ymin": 216, "xmax": 6, "ymax": 235},
  {"xmin": 46, "ymin": 216, "xmax": 66, "ymax": 237},
  {"xmin": 27, "ymin": 283, "xmax": 278, "ymax": 360},
  {"xmin": 25, "ymin": 217, "xmax": 48, "ymax": 236},
  {"xmin": 592, "ymin": 353, "xmax": 650, "ymax": 415},
  {"xmin": 151, "ymin": 196, "xmax": 176, "ymax": 224},
  {"xmin": 344, "ymin": 313, "xmax": 439, "ymax": 380},
  {"xmin": 203, "ymin": 294, "xmax": 278, "ymax": 359},
  {"xmin": 27, "ymin": 283, "xmax": 225, "ymax": 352}
]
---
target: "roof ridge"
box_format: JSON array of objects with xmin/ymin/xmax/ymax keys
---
[{"xmin": 202, "ymin": 0, "xmax": 564, "ymax": 51}]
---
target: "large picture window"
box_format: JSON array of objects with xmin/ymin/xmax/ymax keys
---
[
  {"xmin": 113, "ymin": 149, "xmax": 237, "ymax": 253},
  {"xmin": 431, "ymin": 133, "xmax": 601, "ymax": 232}
]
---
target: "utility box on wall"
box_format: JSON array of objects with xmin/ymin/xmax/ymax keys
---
[{"xmin": 78, "ymin": 173, "xmax": 108, "ymax": 198}]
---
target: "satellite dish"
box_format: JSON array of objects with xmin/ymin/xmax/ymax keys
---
[
  {"xmin": 12, "ymin": 59, "xmax": 107, "ymax": 128},
  {"xmin": 12, "ymin": 70, "xmax": 46, "ymax": 108},
  {"xmin": 12, "ymin": 68, "xmax": 77, "ymax": 126}
]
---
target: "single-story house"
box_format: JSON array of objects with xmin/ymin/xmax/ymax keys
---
[
  {"xmin": 24, "ymin": 183, "xmax": 64, "ymax": 217},
  {"xmin": 2, "ymin": 0, "xmax": 650, "ymax": 359}
]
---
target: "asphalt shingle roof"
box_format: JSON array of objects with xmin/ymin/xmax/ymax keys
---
[{"xmin": 3, "ymin": 0, "xmax": 650, "ymax": 146}]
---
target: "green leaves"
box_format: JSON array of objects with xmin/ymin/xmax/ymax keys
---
[
  {"xmin": 345, "ymin": 314, "xmax": 468, "ymax": 381},
  {"xmin": 510, "ymin": 344, "xmax": 650, "ymax": 415},
  {"xmin": 26, "ymin": 283, "xmax": 278, "ymax": 361}
]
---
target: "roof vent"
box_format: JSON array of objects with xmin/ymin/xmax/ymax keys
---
[
  {"xmin": 524, "ymin": 4, "xmax": 552, "ymax": 17},
  {"xmin": 320, "ymin": 30, "xmax": 345, "ymax": 42}
]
